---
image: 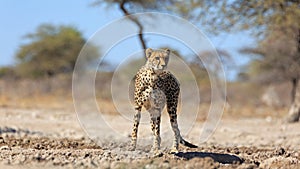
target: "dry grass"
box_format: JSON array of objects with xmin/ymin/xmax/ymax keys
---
[
  {"xmin": 0, "ymin": 76, "xmax": 291, "ymax": 121},
  {"xmin": 0, "ymin": 93, "xmax": 73, "ymax": 110},
  {"xmin": 0, "ymin": 93, "xmax": 288, "ymax": 122}
]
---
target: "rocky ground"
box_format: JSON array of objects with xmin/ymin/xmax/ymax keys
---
[{"xmin": 0, "ymin": 107, "xmax": 299, "ymax": 169}]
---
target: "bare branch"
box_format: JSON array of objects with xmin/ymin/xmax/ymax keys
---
[{"xmin": 119, "ymin": 0, "xmax": 147, "ymax": 54}]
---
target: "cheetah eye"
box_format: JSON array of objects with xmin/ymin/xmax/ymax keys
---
[{"xmin": 155, "ymin": 57, "xmax": 160, "ymax": 60}]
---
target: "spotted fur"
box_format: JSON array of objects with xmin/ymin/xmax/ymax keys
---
[{"xmin": 129, "ymin": 48, "xmax": 197, "ymax": 154}]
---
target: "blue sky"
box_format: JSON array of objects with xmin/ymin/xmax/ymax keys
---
[
  {"xmin": 0, "ymin": 0, "xmax": 119, "ymax": 65},
  {"xmin": 0, "ymin": 1, "xmax": 255, "ymax": 80}
]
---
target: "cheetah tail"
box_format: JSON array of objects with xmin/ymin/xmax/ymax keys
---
[{"xmin": 180, "ymin": 138, "xmax": 198, "ymax": 148}]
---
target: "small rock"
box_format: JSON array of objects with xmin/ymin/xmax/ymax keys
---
[
  {"xmin": 265, "ymin": 116, "xmax": 272, "ymax": 123},
  {"xmin": 0, "ymin": 145, "xmax": 11, "ymax": 150},
  {"xmin": 0, "ymin": 137, "xmax": 4, "ymax": 144},
  {"xmin": 275, "ymin": 147, "xmax": 285, "ymax": 156},
  {"xmin": 46, "ymin": 154, "xmax": 54, "ymax": 161},
  {"xmin": 84, "ymin": 152, "xmax": 90, "ymax": 158},
  {"xmin": 34, "ymin": 153, "xmax": 43, "ymax": 161},
  {"xmin": 32, "ymin": 112, "xmax": 41, "ymax": 119},
  {"xmin": 103, "ymin": 151, "xmax": 112, "ymax": 158},
  {"xmin": 53, "ymin": 158, "xmax": 61, "ymax": 165},
  {"xmin": 185, "ymin": 163, "xmax": 194, "ymax": 169},
  {"xmin": 145, "ymin": 163, "xmax": 158, "ymax": 169},
  {"xmin": 23, "ymin": 138, "xmax": 30, "ymax": 144}
]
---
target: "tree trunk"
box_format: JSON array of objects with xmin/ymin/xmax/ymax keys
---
[
  {"xmin": 298, "ymin": 29, "xmax": 300, "ymax": 53},
  {"xmin": 286, "ymin": 81, "xmax": 300, "ymax": 123},
  {"xmin": 287, "ymin": 29, "xmax": 300, "ymax": 123},
  {"xmin": 291, "ymin": 78, "xmax": 298, "ymax": 103},
  {"xmin": 119, "ymin": 0, "xmax": 147, "ymax": 55}
]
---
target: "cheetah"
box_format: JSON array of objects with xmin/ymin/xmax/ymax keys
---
[{"xmin": 129, "ymin": 48, "xmax": 197, "ymax": 155}]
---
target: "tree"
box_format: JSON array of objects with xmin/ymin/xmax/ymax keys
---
[
  {"xmin": 91, "ymin": 0, "xmax": 206, "ymax": 56},
  {"xmin": 0, "ymin": 67, "xmax": 15, "ymax": 79},
  {"xmin": 174, "ymin": 1, "xmax": 300, "ymax": 122},
  {"xmin": 15, "ymin": 24, "xmax": 99, "ymax": 78},
  {"xmin": 217, "ymin": 1, "xmax": 300, "ymax": 122},
  {"xmin": 242, "ymin": 29, "xmax": 300, "ymax": 121},
  {"xmin": 180, "ymin": 0, "xmax": 300, "ymax": 122}
]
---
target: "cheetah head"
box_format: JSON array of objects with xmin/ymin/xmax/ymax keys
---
[{"xmin": 145, "ymin": 48, "xmax": 170, "ymax": 73}]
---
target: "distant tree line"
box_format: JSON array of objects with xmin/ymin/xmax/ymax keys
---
[{"xmin": 0, "ymin": 24, "xmax": 99, "ymax": 79}]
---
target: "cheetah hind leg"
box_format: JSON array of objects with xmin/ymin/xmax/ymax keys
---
[
  {"xmin": 169, "ymin": 137, "xmax": 198, "ymax": 154},
  {"xmin": 169, "ymin": 118, "xmax": 181, "ymax": 154},
  {"xmin": 168, "ymin": 118, "xmax": 198, "ymax": 154},
  {"xmin": 128, "ymin": 108, "xmax": 141, "ymax": 151}
]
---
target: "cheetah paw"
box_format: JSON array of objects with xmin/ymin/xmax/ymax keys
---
[
  {"xmin": 169, "ymin": 148, "xmax": 179, "ymax": 154},
  {"xmin": 153, "ymin": 150, "xmax": 163, "ymax": 157}
]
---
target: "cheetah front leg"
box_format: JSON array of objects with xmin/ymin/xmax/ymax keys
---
[
  {"xmin": 149, "ymin": 108, "xmax": 162, "ymax": 156},
  {"xmin": 128, "ymin": 107, "xmax": 141, "ymax": 151},
  {"xmin": 147, "ymin": 89, "xmax": 165, "ymax": 156}
]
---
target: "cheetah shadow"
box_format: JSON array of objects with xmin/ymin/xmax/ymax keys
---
[{"xmin": 175, "ymin": 152, "xmax": 244, "ymax": 164}]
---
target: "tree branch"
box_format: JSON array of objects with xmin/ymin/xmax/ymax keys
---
[{"xmin": 119, "ymin": 0, "xmax": 147, "ymax": 55}]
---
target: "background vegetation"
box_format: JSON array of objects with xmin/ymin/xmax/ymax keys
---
[{"xmin": 0, "ymin": 0, "xmax": 299, "ymax": 121}]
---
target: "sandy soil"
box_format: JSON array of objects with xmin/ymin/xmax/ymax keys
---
[{"xmin": 0, "ymin": 106, "xmax": 299, "ymax": 169}]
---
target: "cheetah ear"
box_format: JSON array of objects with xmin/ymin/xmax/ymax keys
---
[
  {"xmin": 164, "ymin": 48, "xmax": 170, "ymax": 55},
  {"xmin": 145, "ymin": 48, "xmax": 153, "ymax": 58}
]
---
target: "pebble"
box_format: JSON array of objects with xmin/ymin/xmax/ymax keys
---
[
  {"xmin": 103, "ymin": 151, "xmax": 112, "ymax": 158},
  {"xmin": 275, "ymin": 147, "xmax": 285, "ymax": 156},
  {"xmin": 52, "ymin": 157, "xmax": 61, "ymax": 165},
  {"xmin": 0, "ymin": 145, "xmax": 11, "ymax": 150},
  {"xmin": 185, "ymin": 163, "xmax": 193, "ymax": 169},
  {"xmin": 265, "ymin": 116, "xmax": 272, "ymax": 123},
  {"xmin": 0, "ymin": 137, "xmax": 4, "ymax": 144},
  {"xmin": 33, "ymin": 153, "xmax": 42, "ymax": 161},
  {"xmin": 46, "ymin": 154, "xmax": 54, "ymax": 161},
  {"xmin": 144, "ymin": 163, "xmax": 158, "ymax": 169}
]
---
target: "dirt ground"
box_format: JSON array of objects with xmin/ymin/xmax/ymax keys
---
[{"xmin": 0, "ymin": 106, "xmax": 299, "ymax": 169}]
